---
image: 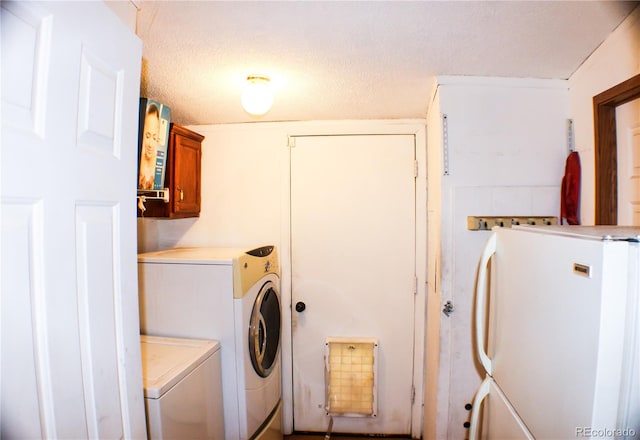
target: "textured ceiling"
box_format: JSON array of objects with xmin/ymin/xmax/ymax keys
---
[{"xmin": 136, "ymin": 1, "xmax": 639, "ymax": 126}]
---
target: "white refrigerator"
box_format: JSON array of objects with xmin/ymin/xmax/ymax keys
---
[{"xmin": 469, "ymin": 226, "xmax": 640, "ymax": 439}]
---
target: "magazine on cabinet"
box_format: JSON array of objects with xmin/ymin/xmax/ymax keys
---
[{"xmin": 137, "ymin": 98, "xmax": 171, "ymax": 191}]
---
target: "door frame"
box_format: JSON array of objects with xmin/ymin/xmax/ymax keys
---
[
  {"xmin": 278, "ymin": 120, "xmax": 427, "ymax": 439},
  {"xmin": 593, "ymin": 73, "xmax": 640, "ymax": 225}
]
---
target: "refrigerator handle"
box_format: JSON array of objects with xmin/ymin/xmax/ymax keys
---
[
  {"xmin": 475, "ymin": 232, "xmax": 496, "ymax": 376},
  {"xmin": 470, "ymin": 376, "xmax": 536, "ymax": 440},
  {"xmin": 468, "ymin": 376, "xmax": 491, "ymax": 440}
]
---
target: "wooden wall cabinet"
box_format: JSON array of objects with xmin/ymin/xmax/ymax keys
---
[{"xmin": 138, "ymin": 124, "xmax": 204, "ymax": 218}]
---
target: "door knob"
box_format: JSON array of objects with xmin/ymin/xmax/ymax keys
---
[{"xmin": 295, "ymin": 301, "xmax": 306, "ymax": 312}]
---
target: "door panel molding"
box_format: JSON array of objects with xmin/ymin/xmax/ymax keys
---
[
  {"xmin": 1, "ymin": 1, "xmax": 52, "ymax": 137},
  {"xmin": 1, "ymin": 200, "xmax": 52, "ymax": 438},
  {"xmin": 75, "ymin": 203, "xmax": 127, "ymax": 439},
  {"xmin": 76, "ymin": 47, "xmax": 123, "ymax": 156}
]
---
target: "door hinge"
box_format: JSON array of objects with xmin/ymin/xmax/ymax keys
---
[
  {"xmin": 413, "ymin": 276, "xmax": 418, "ymax": 295},
  {"xmin": 442, "ymin": 113, "xmax": 449, "ymax": 176},
  {"xmin": 414, "ymin": 160, "xmax": 418, "ymax": 178},
  {"xmin": 288, "ymin": 136, "xmax": 296, "ymax": 148},
  {"xmin": 567, "ymin": 119, "xmax": 575, "ymax": 154},
  {"xmin": 411, "ymin": 385, "xmax": 416, "ymax": 404}
]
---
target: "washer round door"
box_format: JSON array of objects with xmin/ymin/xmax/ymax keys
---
[{"xmin": 248, "ymin": 280, "xmax": 281, "ymax": 377}]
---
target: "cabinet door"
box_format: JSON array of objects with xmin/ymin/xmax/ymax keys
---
[
  {"xmin": 137, "ymin": 124, "xmax": 203, "ymax": 218},
  {"xmin": 172, "ymin": 129, "xmax": 202, "ymax": 216}
]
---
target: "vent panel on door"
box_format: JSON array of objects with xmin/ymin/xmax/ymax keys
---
[{"xmin": 325, "ymin": 337, "xmax": 378, "ymax": 417}]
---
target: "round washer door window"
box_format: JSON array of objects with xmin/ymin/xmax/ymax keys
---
[{"xmin": 249, "ymin": 281, "xmax": 281, "ymax": 377}]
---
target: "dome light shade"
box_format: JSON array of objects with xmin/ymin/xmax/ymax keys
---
[{"xmin": 241, "ymin": 75, "xmax": 273, "ymax": 116}]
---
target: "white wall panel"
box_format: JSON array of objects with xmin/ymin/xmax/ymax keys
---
[
  {"xmin": 429, "ymin": 77, "xmax": 568, "ymax": 440},
  {"xmin": 424, "ymin": 84, "xmax": 444, "ymax": 440}
]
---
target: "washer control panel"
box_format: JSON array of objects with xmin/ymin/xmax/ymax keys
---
[{"xmin": 233, "ymin": 246, "xmax": 279, "ymax": 298}]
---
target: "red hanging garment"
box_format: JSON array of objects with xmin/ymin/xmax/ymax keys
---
[{"xmin": 560, "ymin": 151, "xmax": 581, "ymax": 225}]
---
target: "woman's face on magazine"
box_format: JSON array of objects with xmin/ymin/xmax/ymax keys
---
[{"xmin": 143, "ymin": 114, "xmax": 160, "ymax": 159}]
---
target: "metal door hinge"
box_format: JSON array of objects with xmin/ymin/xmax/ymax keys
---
[
  {"xmin": 442, "ymin": 113, "xmax": 449, "ymax": 176},
  {"xmin": 411, "ymin": 386, "xmax": 415, "ymax": 404},
  {"xmin": 442, "ymin": 300, "xmax": 454, "ymax": 317},
  {"xmin": 288, "ymin": 136, "xmax": 296, "ymax": 148},
  {"xmin": 414, "ymin": 160, "xmax": 418, "ymax": 178},
  {"xmin": 414, "ymin": 276, "xmax": 418, "ymax": 295},
  {"xmin": 567, "ymin": 119, "xmax": 575, "ymax": 153}
]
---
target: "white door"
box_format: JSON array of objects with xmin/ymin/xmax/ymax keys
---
[
  {"xmin": 290, "ymin": 134, "xmax": 416, "ymax": 435},
  {"xmin": 616, "ymin": 97, "xmax": 640, "ymax": 225},
  {"xmin": 1, "ymin": 2, "xmax": 146, "ymax": 438}
]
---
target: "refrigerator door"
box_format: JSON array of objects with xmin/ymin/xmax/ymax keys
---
[
  {"xmin": 617, "ymin": 239, "xmax": 640, "ymax": 439},
  {"xmin": 475, "ymin": 227, "xmax": 636, "ymax": 439},
  {"xmin": 469, "ymin": 376, "xmax": 534, "ymax": 440}
]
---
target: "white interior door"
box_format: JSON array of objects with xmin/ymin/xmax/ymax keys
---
[
  {"xmin": 1, "ymin": 2, "xmax": 146, "ymax": 438},
  {"xmin": 290, "ymin": 134, "xmax": 416, "ymax": 435},
  {"xmin": 616, "ymin": 97, "xmax": 640, "ymax": 225}
]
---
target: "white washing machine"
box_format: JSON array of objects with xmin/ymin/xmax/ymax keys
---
[
  {"xmin": 141, "ymin": 335, "xmax": 224, "ymax": 440},
  {"xmin": 138, "ymin": 246, "xmax": 283, "ymax": 440}
]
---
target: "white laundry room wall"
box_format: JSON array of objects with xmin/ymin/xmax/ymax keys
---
[
  {"xmin": 426, "ymin": 76, "xmax": 569, "ymax": 440},
  {"xmin": 138, "ymin": 93, "xmax": 568, "ymax": 440},
  {"xmin": 137, "ymin": 119, "xmax": 425, "ymax": 252},
  {"xmin": 137, "ymin": 123, "xmax": 286, "ymax": 252},
  {"xmin": 137, "ymin": 118, "xmax": 427, "ymax": 437},
  {"xmin": 568, "ymin": 5, "xmax": 640, "ymax": 226}
]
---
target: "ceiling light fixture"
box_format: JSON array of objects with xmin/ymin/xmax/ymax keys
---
[{"xmin": 241, "ymin": 75, "xmax": 273, "ymax": 116}]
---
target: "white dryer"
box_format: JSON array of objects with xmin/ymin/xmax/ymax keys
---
[{"xmin": 138, "ymin": 246, "xmax": 282, "ymax": 440}]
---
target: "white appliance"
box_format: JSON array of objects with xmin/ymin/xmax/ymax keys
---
[
  {"xmin": 470, "ymin": 226, "xmax": 640, "ymax": 439},
  {"xmin": 141, "ymin": 335, "xmax": 224, "ymax": 440},
  {"xmin": 138, "ymin": 246, "xmax": 283, "ymax": 440}
]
